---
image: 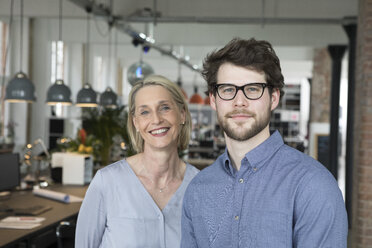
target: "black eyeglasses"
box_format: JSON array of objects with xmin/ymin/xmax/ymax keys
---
[{"xmin": 214, "ymin": 83, "xmax": 269, "ymax": 101}]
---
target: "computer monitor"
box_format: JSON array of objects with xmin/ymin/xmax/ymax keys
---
[{"xmin": 0, "ymin": 153, "xmax": 20, "ymax": 193}]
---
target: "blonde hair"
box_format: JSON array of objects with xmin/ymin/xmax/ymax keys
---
[{"xmin": 127, "ymin": 75, "xmax": 192, "ymax": 153}]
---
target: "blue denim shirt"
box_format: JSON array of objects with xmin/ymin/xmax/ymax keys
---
[{"xmin": 181, "ymin": 131, "xmax": 348, "ymax": 248}]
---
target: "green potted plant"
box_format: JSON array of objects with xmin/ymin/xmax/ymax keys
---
[{"xmin": 81, "ymin": 106, "xmax": 134, "ymax": 166}]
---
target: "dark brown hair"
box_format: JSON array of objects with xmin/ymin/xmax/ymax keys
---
[{"xmin": 202, "ymin": 37, "xmax": 285, "ymax": 98}]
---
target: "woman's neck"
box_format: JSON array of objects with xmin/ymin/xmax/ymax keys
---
[{"xmin": 140, "ymin": 149, "xmax": 182, "ymax": 178}]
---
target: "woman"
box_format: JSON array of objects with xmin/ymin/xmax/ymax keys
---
[{"xmin": 75, "ymin": 75, "xmax": 199, "ymax": 247}]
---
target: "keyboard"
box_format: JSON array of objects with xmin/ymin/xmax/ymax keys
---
[{"xmin": 13, "ymin": 205, "xmax": 52, "ymax": 216}]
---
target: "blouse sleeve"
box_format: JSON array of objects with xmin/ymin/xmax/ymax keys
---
[{"xmin": 75, "ymin": 170, "xmax": 107, "ymax": 248}]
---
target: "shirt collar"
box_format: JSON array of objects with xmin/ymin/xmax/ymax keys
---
[{"xmin": 222, "ymin": 130, "xmax": 284, "ymax": 175}]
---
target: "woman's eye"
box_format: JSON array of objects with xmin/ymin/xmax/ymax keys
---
[
  {"xmin": 160, "ymin": 105, "xmax": 171, "ymax": 111},
  {"xmin": 140, "ymin": 110, "xmax": 149, "ymax": 115}
]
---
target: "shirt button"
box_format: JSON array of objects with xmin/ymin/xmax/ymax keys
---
[
  {"xmin": 239, "ymin": 178, "xmax": 244, "ymax": 183},
  {"xmin": 234, "ymin": 215, "xmax": 239, "ymax": 220},
  {"xmin": 253, "ymin": 167, "xmax": 257, "ymax": 172}
]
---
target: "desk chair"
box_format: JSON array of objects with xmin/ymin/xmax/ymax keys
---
[{"xmin": 56, "ymin": 221, "xmax": 76, "ymax": 248}]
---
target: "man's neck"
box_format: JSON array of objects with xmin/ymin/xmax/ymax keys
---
[{"xmin": 225, "ymin": 127, "xmax": 271, "ymax": 171}]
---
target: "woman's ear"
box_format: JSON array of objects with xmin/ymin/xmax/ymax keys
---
[
  {"xmin": 181, "ymin": 109, "xmax": 186, "ymax": 125},
  {"xmin": 133, "ymin": 115, "xmax": 139, "ymax": 132}
]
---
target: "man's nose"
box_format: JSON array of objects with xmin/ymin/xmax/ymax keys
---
[{"xmin": 233, "ymin": 89, "xmax": 248, "ymax": 106}]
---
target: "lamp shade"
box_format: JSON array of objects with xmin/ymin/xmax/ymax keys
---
[
  {"xmin": 100, "ymin": 87, "xmax": 117, "ymax": 108},
  {"xmin": 127, "ymin": 61, "xmax": 154, "ymax": 86},
  {"xmin": 204, "ymin": 95, "xmax": 210, "ymax": 105},
  {"xmin": 5, "ymin": 72, "xmax": 36, "ymax": 102},
  {"xmin": 76, "ymin": 83, "xmax": 97, "ymax": 107},
  {"xmin": 189, "ymin": 86, "xmax": 204, "ymax": 104},
  {"xmin": 46, "ymin": 79, "xmax": 72, "ymax": 105}
]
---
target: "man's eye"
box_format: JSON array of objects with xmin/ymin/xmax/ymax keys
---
[
  {"xmin": 246, "ymin": 86, "xmax": 260, "ymax": 92},
  {"xmin": 222, "ymin": 87, "xmax": 235, "ymax": 93}
]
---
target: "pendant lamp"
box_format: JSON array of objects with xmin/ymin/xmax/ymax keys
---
[
  {"xmin": 204, "ymin": 95, "xmax": 210, "ymax": 105},
  {"xmin": 46, "ymin": 79, "xmax": 72, "ymax": 105},
  {"xmin": 76, "ymin": 83, "xmax": 97, "ymax": 107},
  {"xmin": 99, "ymin": 25, "xmax": 117, "ymax": 108},
  {"xmin": 100, "ymin": 87, "xmax": 117, "ymax": 108},
  {"xmin": 76, "ymin": 11, "xmax": 97, "ymax": 107},
  {"xmin": 189, "ymin": 86, "xmax": 204, "ymax": 104},
  {"xmin": 46, "ymin": 0, "xmax": 72, "ymax": 105},
  {"xmin": 5, "ymin": 0, "xmax": 36, "ymax": 103}
]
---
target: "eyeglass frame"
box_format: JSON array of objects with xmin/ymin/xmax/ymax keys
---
[{"xmin": 214, "ymin": 83, "xmax": 271, "ymax": 101}]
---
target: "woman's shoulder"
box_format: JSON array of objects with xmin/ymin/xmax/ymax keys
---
[
  {"xmin": 186, "ymin": 162, "xmax": 200, "ymax": 174},
  {"xmin": 96, "ymin": 158, "xmax": 132, "ymax": 178},
  {"xmin": 184, "ymin": 162, "xmax": 200, "ymax": 182}
]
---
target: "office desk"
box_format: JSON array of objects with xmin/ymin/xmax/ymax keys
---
[{"xmin": 0, "ymin": 185, "xmax": 87, "ymax": 248}]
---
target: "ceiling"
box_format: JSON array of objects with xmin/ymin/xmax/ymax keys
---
[{"xmin": 0, "ymin": 0, "xmax": 359, "ymax": 93}]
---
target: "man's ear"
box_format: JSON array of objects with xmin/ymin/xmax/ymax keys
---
[
  {"xmin": 209, "ymin": 92, "xmax": 217, "ymax": 111},
  {"xmin": 270, "ymin": 88, "xmax": 280, "ymax": 111}
]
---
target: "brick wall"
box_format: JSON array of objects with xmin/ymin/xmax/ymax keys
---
[
  {"xmin": 352, "ymin": 0, "xmax": 372, "ymax": 247},
  {"xmin": 310, "ymin": 48, "xmax": 332, "ymax": 123}
]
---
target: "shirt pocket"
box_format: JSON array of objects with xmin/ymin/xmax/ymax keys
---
[
  {"xmin": 105, "ymin": 216, "xmax": 150, "ymax": 247},
  {"xmin": 243, "ymin": 211, "xmax": 289, "ymax": 248}
]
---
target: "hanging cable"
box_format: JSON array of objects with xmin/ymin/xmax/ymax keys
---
[
  {"xmin": 108, "ymin": 25, "xmax": 112, "ymax": 85},
  {"xmin": 55, "ymin": 0, "xmax": 63, "ymax": 80},
  {"xmin": 261, "ymin": 0, "xmax": 266, "ymax": 28},
  {"xmin": 85, "ymin": 12, "xmax": 90, "ymax": 83},
  {"xmin": 19, "ymin": 0, "xmax": 24, "ymax": 70}
]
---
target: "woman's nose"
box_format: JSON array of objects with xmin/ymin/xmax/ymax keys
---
[{"xmin": 152, "ymin": 111, "xmax": 163, "ymax": 124}]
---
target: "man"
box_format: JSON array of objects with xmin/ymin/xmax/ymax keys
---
[{"xmin": 181, "ymin": 38, "xmax": 348, "ymax": 248}]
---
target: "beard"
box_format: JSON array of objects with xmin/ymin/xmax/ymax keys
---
[{"xmin": 217, "ymin": 105, "xmax": 271, "ymax": 142}]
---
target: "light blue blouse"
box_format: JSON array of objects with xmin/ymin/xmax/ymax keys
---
[{"xmin": 75, "ymin": 159, "xmax": 199, "ymax": 248}]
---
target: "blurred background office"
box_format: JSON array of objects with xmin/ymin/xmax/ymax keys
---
[{"xmin": 0, "ymin": 0, "xmax": 370, "ymax": 247}]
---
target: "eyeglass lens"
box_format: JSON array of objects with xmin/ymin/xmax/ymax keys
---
[{"xmin": 217, "ymin": 83, "xmax": 266, "ymax": 100}]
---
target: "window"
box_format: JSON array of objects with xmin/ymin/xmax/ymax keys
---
[
  {"xmin": 0, "ymin": 21, "xmax": 9, "ymax": 137},
  {"xmin": 50, "ymin": 41, "xmax": 66, "ymax": 117},
  {"xmin": 51, "ymin": 40, "xmax": 65, "ymax": 83}
]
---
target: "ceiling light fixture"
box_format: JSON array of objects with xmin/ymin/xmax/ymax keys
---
[
  {"xmin": 46, "ymin": 0, "xmax": 72, "ymax": 105},
  {"xmin": 100, "ymin": 86, "xmax": 117, "ymax": 109},
  {"xmin": 5, "ymin": 0, "xmax": 36, "ymax": 103},
  {"xmin": 189, "ymin": 86, "xmax": 204, "ymax": 104},
  {"xmin": 76, "ymin": 8, "xmax": 97, "ymax": 107},
  {"xmin": 99, "ymin": 0, "xmax": 118, "ymax": 109}
]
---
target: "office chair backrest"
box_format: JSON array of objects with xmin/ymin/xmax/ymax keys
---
[{"xmin": 56, "ymin": 221, "xmax": 76, "ymax": 248}]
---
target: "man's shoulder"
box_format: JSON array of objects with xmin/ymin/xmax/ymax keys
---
[
  {"xmin": 278, "ymin": 144, "xmax": 327, "ymax": 171},
  {"xmin": 278, "ymin": 145, "xmax": 338, "ymax": 189}
]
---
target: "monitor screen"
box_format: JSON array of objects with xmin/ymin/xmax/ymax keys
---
[{"xmin": 0, "ymin": 153, "xmax": 20, "ymax": 192}]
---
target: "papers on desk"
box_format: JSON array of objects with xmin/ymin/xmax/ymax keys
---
[
  {"xmin": 33, "ymin": 188, "xmax": 83, "ymax": 203},
  {"xmin": 0, "ymin": 216, "xmax": 45, "ymax": 229}
]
